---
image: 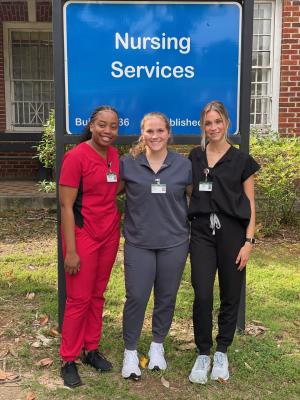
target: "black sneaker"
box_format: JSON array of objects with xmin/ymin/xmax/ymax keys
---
[
  {"xmin": 61, "ymin": 361, "xmax": 82, "ymax": 388},
  {"xmin": 84, "ymin": 349, "xmax": 112, "ymax": 372}
]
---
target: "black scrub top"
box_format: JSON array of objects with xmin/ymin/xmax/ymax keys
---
[{"xmin": 188, "ymin": 145, "xmax": 260, "ymax": 225}]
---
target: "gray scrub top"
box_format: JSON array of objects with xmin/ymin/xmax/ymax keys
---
[{"xmin": 120, "ymin": 151, "xmax": 192, "ymax": 249}]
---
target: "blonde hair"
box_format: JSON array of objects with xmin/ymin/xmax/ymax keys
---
[
  {"xmin": 200, "ymin": 101, "xmax": 230, "ymax": 150},
  {"xmin": 130, "ymin": 112, "xmax": 172, "ymax": 158}
]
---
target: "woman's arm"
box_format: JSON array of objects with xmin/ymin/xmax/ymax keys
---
[
  {"xmin": 59, "ymin": 185, "xmax": 80, "ymax": 275},
  {"xmin": 235, "ymin": 175, "xmax": 256, "ymax": 271}
]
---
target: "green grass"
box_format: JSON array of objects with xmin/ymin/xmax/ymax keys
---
[{"xmin": 0, "ymin": 210, "xmax": 299, "ymax": 399}]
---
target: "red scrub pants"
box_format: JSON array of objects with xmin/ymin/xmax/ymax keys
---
[{"xmin": 60, "ymin": 226, "xmax": 120, "ymax": 361}]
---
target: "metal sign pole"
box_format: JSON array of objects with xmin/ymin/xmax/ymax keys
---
[
  {"xmin": 237, "ymin": 0, "xmax": 255, "ymax": 331},
  {"xmin": 53, "ymin": 0, "xmax": 66, "ymax": 330}
]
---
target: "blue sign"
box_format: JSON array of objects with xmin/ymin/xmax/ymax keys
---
[{"xmin": 64, "ymin": 1, "xmax": 241, "ymax": 135}]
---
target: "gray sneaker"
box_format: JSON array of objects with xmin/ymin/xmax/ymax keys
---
[
  {"xmin": 210, "ymin": 351, "xmax": 229, "ymax": 381},
  {"xmin": 189, "ymin": 355, "xmax": 211, "ymax": 384}
]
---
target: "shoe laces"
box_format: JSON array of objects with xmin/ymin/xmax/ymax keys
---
[
  {"xmin": 195, "ymin": 355, "xmax": 209, "ymax": 370},
  {"xmin": 88, "ymin": 349, "xmax": 106, "ymax": 360},
  {"xmin": 214, "ymin": 352, "xmax": 226, "ymax": 367},
  {"xmin": 125, "ymin": 350, "xmax": 138, "ymax": 363}
]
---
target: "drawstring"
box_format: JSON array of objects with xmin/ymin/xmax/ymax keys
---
[{"xmin": 209, "ymin": 213, "xmax": 221, "ymax": 235}]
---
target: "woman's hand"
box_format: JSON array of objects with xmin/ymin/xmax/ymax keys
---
[
  {"xmin": 235, "ymin": 242, "xmax": 253, "ymax": 271},
  {"xmin": 64, "ymin": 251, "xmax": 80, "ymax": 275}
]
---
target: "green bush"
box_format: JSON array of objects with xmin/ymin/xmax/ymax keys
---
[
  {"xmin": 34, "ymin": 110, "xmax": 56, "ymax": 192},
  {"xmin": 250, "ymin": 129, "xmax": 300, "ymax": 235},
  {"xmin": 35, "ymin": 109, "xmax": 56, "ymax": 169}
]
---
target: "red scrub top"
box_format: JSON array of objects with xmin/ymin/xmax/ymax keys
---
[{"xmin": 59, "ymin": 142, "xmax": 120, "ymax": 241}]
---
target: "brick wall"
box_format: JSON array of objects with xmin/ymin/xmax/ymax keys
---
[
  {"xmin": 0, "ymin": 151, "xmax": 39, "ymax": 179},
  {"xmin": 279, "ymin": 0, "xmax": 300, "ymax": 136},
  {"xmin": 37, "ymin": 1, "xmax": 52, "ymax": 22}
]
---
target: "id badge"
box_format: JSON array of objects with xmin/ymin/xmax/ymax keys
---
[
  {"xmin": 199, "ymin": 181, "xmax": 213, "ymax": 191},
  {"xmin": 151, "ymin": 183, "xmax": 167, "ymax": 194},
  {"xmin": 106, "ymin": 172, "xmax": 117, "ymax": 183}
]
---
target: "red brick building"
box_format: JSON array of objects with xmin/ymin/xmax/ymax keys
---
[{"xmin": 0, "ymin": 0, "xmax": 299, "ymax": 179}]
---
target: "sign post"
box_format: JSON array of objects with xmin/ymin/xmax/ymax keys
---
[{"xmin": 53, "ymin": 0, "xmax": 254, "ymax": 330}]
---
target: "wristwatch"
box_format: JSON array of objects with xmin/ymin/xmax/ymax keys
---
[{"xmin": 245, "ymin": 237, "xmax": 256, "ymax": 245}]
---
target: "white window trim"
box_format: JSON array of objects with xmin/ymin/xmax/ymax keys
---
[
  {"xmin": 253, "ymin": 0, "xmax": 282, "ymax": 131},
  {"xmin": 270, "ymin": 0, "xmax": 282, "ymax": 131},
  {"xmin": 3, "ymin": 22, "xmax": 52, "ymax": 132},
  {"xmin": 27, "ymin": 0, "xmax": 37, "ymax": 23}
]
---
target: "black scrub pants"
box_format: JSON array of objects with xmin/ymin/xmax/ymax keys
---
[{"xmin": 190, "ymin": 213, "xmax": 246, "ymax": 355}]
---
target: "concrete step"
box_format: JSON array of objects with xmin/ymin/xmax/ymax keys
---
[{"xmin": 0, "ymin": 181, "xmax": 56, "ymax": 210}]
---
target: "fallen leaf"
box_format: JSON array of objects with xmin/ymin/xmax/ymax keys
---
[
  {"xmin": 36, "ymin": 334, "xmax": 52, "ymax": 346},
  {"xmin": 161, "ymin": 376, "xmax": 170, "ymax": 388},
  {"xmin": 6, "ymin": 373, "xmax": 20, "ymax": 381},
  {"xmin": 26, "ymin": 292, "xmax": 35, "ymax": 300},
  {"xmin": 217, "ymin": 377, "xmax": 228, "ymax": 384},
  {"xmin": 139, "ymin": 355, "xmax": 148, "ymax": 369},
  {"xmin": 39, "ymin": 315, "xmax": 49, "ymax": 326},
  {"xmin": 26, "ymin": 392, "xmax": 36, "ymax": 400},
  {"xmin": 0, "ymin": 369, "xmax": 7, "ymax": 380},
  {"xmin": 245, "ymin": 322, "xmax": 267, "ymax": 337},
  {"xmin": 31, "ymin": 341, "xmax": 41, "ymax": 348},
  {"xmin": 36, "ymin": 357, "xmax": 53, "ymax": 367},
  {"xmin": 9, "ymin": 347, "xmax": 18, "ymax": 358},
  {"xmin": 49, "ymin": 327, "xmax": 60, "ymax": 337},
  {"xmin": 244, "ymin": 362, "xmax": 252, "ymax": 370}
]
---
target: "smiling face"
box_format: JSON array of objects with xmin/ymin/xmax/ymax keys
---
[
  {"xmin": 203, "ymin": 110, "xmax": 228, "ymax": 144},
  {"xmin": 141, "ymin": 116, "xmax": 170, "ymax": 153},
  {"xmin": 89, "ymin": 109, "xmax": 118, "ymax": 150}
]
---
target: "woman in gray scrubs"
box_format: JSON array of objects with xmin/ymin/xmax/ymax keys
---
[{"xmin": 119, "ymin": 112, "xmax": 192, "ymax": 380}]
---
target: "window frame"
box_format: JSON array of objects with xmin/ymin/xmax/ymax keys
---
[
  {"xmin": 251, "ymin": 0, "xmax": 282, "ymax": 131},
  {"xmin": 3, "ymin": 22, "xmax": 53, "ymax": 132}
]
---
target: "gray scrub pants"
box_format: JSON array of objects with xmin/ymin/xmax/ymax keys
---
[{"xmin": 123, "ymin": 240, "xmax": 189, "ymax": 350}]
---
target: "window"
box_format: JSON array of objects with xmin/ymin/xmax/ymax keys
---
[
  {"xmin": 251, "ymin": 1, "xmax": 282, "ymax": 130},
  {"xmin": 4, "ymin": 23, "xmax": 54, "ymax": 131}
]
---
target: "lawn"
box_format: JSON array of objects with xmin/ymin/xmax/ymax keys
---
[{"xmin": 0, "ymin": 209, "xmax": 299, "ymax": 400}]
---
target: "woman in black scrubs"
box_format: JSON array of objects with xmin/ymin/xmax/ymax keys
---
[{"xmin": 188, "ymin": 101, "xmax": 260, "ymax": 384}]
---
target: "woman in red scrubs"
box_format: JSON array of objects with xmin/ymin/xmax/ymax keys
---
[{"xmin": 59, "ymin": 106, "xmax": 120, "ymax": 387}]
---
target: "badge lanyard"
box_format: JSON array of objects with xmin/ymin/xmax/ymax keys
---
[
  {"xmin": 199, "ymin": 168, "xmax": 213, "ymax": 191},
  {"xmin": 151, "ymin": 178, "xmax": 167, "ymax": 194},
  {"xmin": 106, "ymin": 161, "xmax": 117, "ymax": 183}
]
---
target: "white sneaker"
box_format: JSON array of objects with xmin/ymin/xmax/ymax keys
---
[
  {"xmin": 148, "ymin": 342, "xmax": 167, "ymax": 371},
  {"xmin": 121, "ymin": 349, "xmax": 141, "ymax": 380},
  {"xmin": 189, "ymin": 355, "xmax": 211, "ymax": 384},
  {"xmin": 210, "ymin": 351, "xmax": 229, "ymax": 381}
]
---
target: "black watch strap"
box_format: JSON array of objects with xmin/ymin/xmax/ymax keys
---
[{"xmin": 245, "ymin": 237, "xmax": 256, "ymax": 245}]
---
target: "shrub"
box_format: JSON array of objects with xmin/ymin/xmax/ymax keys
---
[
  {"xmin": 35, "ymin": 109, "xmax": 56, "ymax": 169},
  {"xmin": 34, "ymin": 110, "xmax": 56, "ymax": 192},
  {"xmin": 250, "ymin": 129, "xmax": 300, "ymax": 235}
]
